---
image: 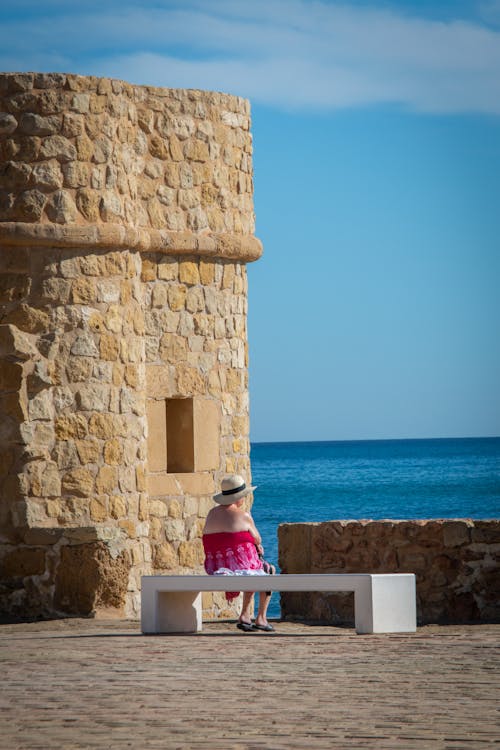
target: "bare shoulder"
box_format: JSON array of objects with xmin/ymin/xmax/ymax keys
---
[{"xmin": 205, "ymin": 506, "xmax": 217, "ymax": 521}]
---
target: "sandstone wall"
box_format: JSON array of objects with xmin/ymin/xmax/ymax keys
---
[
  {"xmin": 278, "ymin": 519, "xmax": 500, "ymax": 625},
  {"xmin": 0, "ymin": 73, "xmax": 261, "ymax": 620}
]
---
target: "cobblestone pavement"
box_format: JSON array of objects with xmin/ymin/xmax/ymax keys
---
[{"xmin": 0, "ymin": 619, "xmax": 499, "ymax": 749}]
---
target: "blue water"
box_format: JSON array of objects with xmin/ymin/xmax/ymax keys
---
[{"xmin": 249, "ymin": 437, "xmax": 500, "ymax": 618}]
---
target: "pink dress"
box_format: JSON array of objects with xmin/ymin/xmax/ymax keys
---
[{"xmin": 202, "ymin": 530, "xmax": 265, "ymax": 600}]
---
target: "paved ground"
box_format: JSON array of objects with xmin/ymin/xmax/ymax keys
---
[{"xmin": 0, "ymin": 618, "xmax": 498, "ymax": 749}]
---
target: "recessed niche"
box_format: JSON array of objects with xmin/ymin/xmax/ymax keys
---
[
  {"xmin": 146, "ymin": 396, "xmax": 220, "ymax": 476},
  {"xmin": 166, "ymin": 398, "xmax": 194, "ymax": 473}
]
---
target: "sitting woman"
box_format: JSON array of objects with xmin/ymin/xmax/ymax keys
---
[{"xmin": 203, "ymin": 474, "xmax": 275, "ymax": 632}]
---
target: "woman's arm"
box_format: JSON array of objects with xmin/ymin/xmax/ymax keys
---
[{"xmin": 243, "ymin": 511, "xmax": 262, "ymax": 546}]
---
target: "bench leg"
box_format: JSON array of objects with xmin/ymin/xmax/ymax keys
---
[
  {"xmin": 154, "ymin": 591, "xmax": 202, "ymax": 633},
  {"xmin": 354, "ymin": 575, "xmax": 417, "ymax": 634},
  {"xmin": 141, "ymin": 581, "xmax": 157, "ymax": 633}
]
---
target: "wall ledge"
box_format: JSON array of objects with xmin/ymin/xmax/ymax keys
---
[{"xmin": 0, "ymin": 223, "xmax": 263, "ymax": 262}]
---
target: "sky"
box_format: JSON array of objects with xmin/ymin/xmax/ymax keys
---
[{"xmin": 1, "ymin": 0, "xmax": 499, "ymax": 442}]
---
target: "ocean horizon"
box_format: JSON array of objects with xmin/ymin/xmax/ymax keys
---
[{"xmin": 249, "ymin": 436, "xmax": 500, "ymax": 618}]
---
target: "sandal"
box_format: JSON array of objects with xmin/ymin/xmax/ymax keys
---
[
  {"xmin": 252, "ymin": 623, "xmax": 275, "ymax": 632},
  {"xmin": 236, "ymin": 621, "xmax": 254, "ymax": 632}
]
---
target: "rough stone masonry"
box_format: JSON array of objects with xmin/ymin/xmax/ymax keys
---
[
  {"xmin": 0, "ymin": 72, "xmax": 262, "ymax": 620},
  {"xmin": 279, "ymin": 519, "xmax": 500, "ymax": 624}
]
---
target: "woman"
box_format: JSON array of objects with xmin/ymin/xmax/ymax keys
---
[{"xmin": 203, "ymin": 474, "xmax": 275, "ymax": 632}]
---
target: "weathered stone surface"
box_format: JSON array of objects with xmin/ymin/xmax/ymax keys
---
[
  {"xmin": 28, "ymin": 390, "xmax": 53, "ymax": 420},
  {"xmin": 70, "ymin": 332, "xmax": 99, "ymax": 357},
  {"xmin": 88, "ymin": 412, "xmax": 119, "ymax": 439},
  {"xmin": 0, "ymin": 112, "xmax": 18, "ymax": 135},
  {"xmin": 3, "ymin": 303, "xmax": 50, "ymax": 334},
  {"xmin": 95, "ymin": 466, "xmax": 118, "ymax": 494},
  {"xmin": 90, "ymin": 497, "xmax": 108, "ymax": 522},
  {"xmin": 178, "ymin": 539, "xmax": 204, "ymax": 568},
  {"xmin": 39, "ymin": 135, "xmax": 77, "ymax": 162},
  {"xmin": 22, "ymin": 527, "xmax": 64, "ymax": 545},
  {"xmin": 61, "ymin": 467, "xmax": 94, "ymax": 497},
  {"xmin": 19, "ymin": 113, "xmax": 60, "ymax": 136},
  {"xmin": 55, "ymin": 414, "xmax": 88, "ymax": 439},
  {"xmin": 0, "ymin": 323, "xmax": 38, "ymax": 359},
  {"xmin": 0, "ymin": 547, "xmax": 46, "ymax": 577},
  {"xmin": 11, "ymin": 189, "xmax": 46, "ymax": 221},
  {"xmin": 46, "ymin": 190, "xmax": 78, "ymax": 223},
  {"xmin": 154, "ymin": 541, "xmax": 178, "ymax": 569},
  {"xmin": 54, "ymin": 542, "xmax": 129, "ymax": 615}
]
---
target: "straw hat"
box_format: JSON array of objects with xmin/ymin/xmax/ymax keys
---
[{"xmin": 213, "ymin": 474, "xmax": 257, "ymax": 505}]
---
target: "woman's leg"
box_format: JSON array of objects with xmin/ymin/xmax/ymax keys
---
[
  {"xmin": 255, "ymin": 591, "xmax": 272, "ymax": 627},
  {"xmin": 255, "ymin": 564, "xmax": 276, "ymax": 627},
  {"xmin": 239, "ymin": 591, "xmax": 254, "ymax": 624}
]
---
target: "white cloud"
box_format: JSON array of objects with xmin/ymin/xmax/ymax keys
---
[{"xmin": 1, "ymin": 0, "xmax": 499, "ymax": 114}]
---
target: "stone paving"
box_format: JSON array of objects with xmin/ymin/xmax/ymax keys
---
[{"xmin": 0, "ymin": 618, "xmax": 499, "ymax": 749}]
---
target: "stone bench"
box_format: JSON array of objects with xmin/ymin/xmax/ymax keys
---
[{"xmin": 141, "ymin": 573, "xmax": 416, "ymax": 634}]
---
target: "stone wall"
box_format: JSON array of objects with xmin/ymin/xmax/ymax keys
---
[
  {"xmin": 278, "ymin": 519, "xmax": 500, "ymax": 625},
  {"xmin": 0, "ymin": 73, "xmax": 262, "ymax": 620}
]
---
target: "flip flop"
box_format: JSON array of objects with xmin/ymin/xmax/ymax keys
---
[
  {"xmin": 252, "ymin": 623, "xmax": 275, "ymax": 632},
  {"xmin": 236, "ymin": 621, "xmax": 254, "ymax": 632}
]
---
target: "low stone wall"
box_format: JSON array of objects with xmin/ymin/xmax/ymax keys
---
[{"xmin": 278, "ymin": 519, "xmax": 500, "ymax": 625}]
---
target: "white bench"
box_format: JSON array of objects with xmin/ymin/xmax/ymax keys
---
[{"xmin": 141, "ymin": 573, "xmax": 416, "ymax": 635}]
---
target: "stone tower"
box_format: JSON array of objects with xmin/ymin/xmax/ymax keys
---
[{"xmin": 0, "ymin": 73, "xmax": 262, "ymax": 619}]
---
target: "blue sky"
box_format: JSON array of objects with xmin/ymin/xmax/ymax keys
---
[{"xmin": 1, "ymin": 0, "xmax": 499, "ymax": 441}]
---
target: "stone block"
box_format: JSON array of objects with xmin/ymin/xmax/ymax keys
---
[
  {"xmin": 22, "ymin": 528, "xmax": 64, "ymax": 545},
  {"xmin": 164, "ymin": 518, "xmax": 185, "ymax": 542},
  {"xmin": 157, "ymin": 260, "xmax": 178, "ymax": 281},
  {"xmin": 147, "ymin": 472, "xmax": 180, "ymax": 498},
  {"xmin": 0, "ymin": 547, "xmax": 46, "ymax": 578},
  {"xmin": 192, "ymin": 398, "xmax": 220, "ymax": 471},
  {"xmin": 443, "ymin": 521, "xmax": 471, "ymax": 547},
  {"xmin": 176, "ymin": 473, "xmax": 215, "ymax": 496},
  {"xmin": 88, "ymin": 412, "xmax": 118, "ymax": 439},
  {"xmin": 76, "ymin": 187, "xmax": 100, "ymax": 221},
  {"xmin": 40, "ymin": 135, "xmax": 77, "ymax": 163},
  {"xmin": 54, "ymin": 541, "xmax": 129, "ymax": 615},
  {"xmin": 118, "ymin": 520, "xmax": 137, "ymax": 538},
  {"xmin": 109, "ymin": 495, "xmax": 127, "ymax": 519},
  {"xmin": 62, "ymin": 526, "xmax": 121, "ymax": 544},
  {"xmin": 167, "ymin": 285, "xmax": 187, "ymax": 311},
  {"xmin": 99, "ymin": 333, "xmax": 120, "ymax": 361},
  {"xmin": 0, "ymin": 112, "xmax": 18, "ymax": 135},
  {"xmin": 62, "ymin": 468, "xmax": 94, "ymax": 498},
  {"xmin": 103, "ymin": 438, "xmax": 123, "ymax": 465},
  {"xmin": 90, "ymin": 496, "xmax": 108, "ymax": 522},
  {"xmin": 149, "ymin": 500, "xmax": 169, "ymax": 518},
  {"xmin": 55, "ymin": 414, "xmax": 88, "ymax": 439},
  {"xmin": 146, "ymin": 364, "xmax": 172, "ymax": 399},
  {"xmin": 278, "ymin": 524, "xmax": 312, "ymax": 573},
  {"xmin": 95, "ymin": 466, "xmax": 118, "ymax": 494},
  {"xmin": 27, "ymin": 390, "xmax": 52, "ymax": 421},
  {"xmin": 70, "ymin": 331, "xmax": 99, "ymax": 357},
  {"xmin": 178, "ymin": 538, "xmax": 204, "ymax": 567},
  {"xmin": 62, "ymin": 161, "xmax": 89, "ymax": 188},
  {"xmin": 66, "ymin": 355, "xmax": 92, "ymax": 382},
  {"xmin": 76, "ymin": 383, "xmax": 110, "ymax": 411},
  {"xmin": 470, "ymin": 521, "xmax": 500, "ymax": 544},
  {"xmin": 118, "ymin": 466, "xmax": 136, "ymax": 493},
  {"xmin": 175, "ymin": 364, "xmax": 204, "ymax": 395},
  {"xmin": 154, "ymin": 542, "xmax": 178, "ymax": 570},
  {"xmin": 179, "ymin": 261, "xmax": 200, "ymax": 286}
]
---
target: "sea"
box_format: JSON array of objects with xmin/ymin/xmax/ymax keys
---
[{"xmin": 249, "ymin": 436, "xmax": 500, "ymax": 618}]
